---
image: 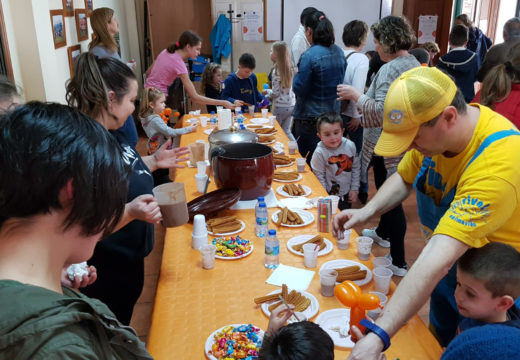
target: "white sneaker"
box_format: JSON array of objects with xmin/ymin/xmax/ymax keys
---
[
  {"xmin": 384, "ymin": 253, "xmax": 392, "ymax": 261},
  {"xmin": 361, "ymin": 228, "xmax": 391, "ymax": 248},
  {"xmin": 388, "ymin": 263, "xmax": 408, "ymax": 277}
]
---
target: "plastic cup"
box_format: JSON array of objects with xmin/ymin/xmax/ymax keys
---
[
  {"xmin": 302, "ymin": 243, "xmax": 319, "ymax": 268},
  {"xmin": 261, "ymin": 108, "xmax": 268, "ymax": 118},
  {"xmin": 319, "ymin": 269, "xmax": 338, "ymax": 297},
  {"xmin": 200, "ymin": 244, "xmax": 216, "ymax": 269},
  {"xmin": 235, "ymin": 107, "xmax": 241, "ymax": 114},
  {"xmin": 337, "ymin": 229, "xmax": 351, "ymax": 250},
  {"xmin": 326, "ymin": 195, "xmax": 340, "ymax": 214},
  {"xmin": 356, "ymin": 236, "xmax": 373, "ymax": 260},
  {"xmin": 288, "ymin": 141, "xmax": 297, "ymax": 155},
  {"xmin": 248, "ymin": 105, "xmax": 255, "ymax": 116},
  {"xmin": 195, "ymin": 174, "xmax": 208, "ymax": 193},
  {"xmin": 216, "ymin": 106, "xmax": 224, "ymax": 112},
  {"xmin": 196, "ymin": 161, "xmax": 207, "ymax": 176},
  {"xmin": 199, "ymin": 116, "xmax": 208, "ymax": 127},
  {"xmin": 367, "ymin": 291, "xmax": 388, "ymax": 320},
  {"xmin": 192, "ymin": 214, "xmax": 207, "ymax": 237},
  {"xmin": 269, "ymin": 115, "xmax": 276, "ymax": 126},
  {"xmin": 296, "ymin": 157, "xmax": 306, "ymax": 173},
  {"xmin": 373, "ymin": 256, "xmax": 392, "ymax": 269},
  {"xmin": 373, "ymin": 267, "xmax": 393, "ymax": 295},
  {"xmin": 194, "ymin": 110, "xmax": 201, "ymax": 116}
]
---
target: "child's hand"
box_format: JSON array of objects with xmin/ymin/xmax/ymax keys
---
[
  {"xmin": 348, "ymin": 191, "xmax": 359, "ymax": 204},
  {"xmin": 189, "ymin": 125, "xmax": 197, "ymax": 133},
  {"xmin": 233, "ymin": 100, "xmax": 244, "ymax": 107},
  {"xmin": 223, "ymin": 101, "xmax": 234, "ymax": 109},
  {"xmin": 266, "ymin": 303, "xmax": 295, "ymax": 334}
]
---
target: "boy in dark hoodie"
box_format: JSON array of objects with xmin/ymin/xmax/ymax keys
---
[
  {"xmin": 441, "ymin": 242, "xmax": 520, "ymax": 359},
  {"xmin": 437, "ymin": 24, "xmax": 479, "ymax": 102},
  {"xmin": 222, "ymin": 53, "xmax": 266, "ymax": 113}
]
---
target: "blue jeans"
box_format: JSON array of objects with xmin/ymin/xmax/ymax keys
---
[{"xmin": 292, "ymin": 118, "xmax": 319, "ymax": 166}]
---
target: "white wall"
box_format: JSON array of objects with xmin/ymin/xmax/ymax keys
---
[{"xmin": 1, "ymin": 0, "xmax": 141, "ymax": 103}]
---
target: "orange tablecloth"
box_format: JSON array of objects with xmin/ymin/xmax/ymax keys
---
[{"xmin": 147, "ymin": 114, "xmax": 442, "ymax": 359}]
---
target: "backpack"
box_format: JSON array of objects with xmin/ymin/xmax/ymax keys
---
[{"xmin": 340, "ymin": 51, "xmax": 358, "ymax": 113}]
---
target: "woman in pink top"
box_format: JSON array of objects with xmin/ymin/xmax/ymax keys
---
[
  {"xmin": 473, "ymin": 42, "xmax": 520, "ymax": 127},
  {"xmin": 145, "ymin": 30, "xmax": 236, "ymax": 110}
]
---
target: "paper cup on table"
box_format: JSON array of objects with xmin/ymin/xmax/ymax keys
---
[
  {"xmin": 356, "ymin": 236, "xmax": 373, "ymax": 260},
  {"xmin": 192, "ymin": 215, "xmax": 208, "ymax": 250},
  {"xmin": 373, "ymin": 256, "xmax": 392, "ymax": 269},
  {"xmin": 373, "ymin": 267, "xmax": 393, "ymax": 295},
  {"xmin": 195, "ymin": 174, "xmax": 208, "ymax": 193},
  {"xmin": 196, "ymin": 161, "xmax": 207, "ymax": 176},
  {"xmin": 367, "ymin": 291, "xmax": 388, "ymax": 320},
  {"xmin": 319, "ymin": 269, "xmax": 338, "ymax": 297},
  {"xmin": 200, "ymin": 244, "xmax": 216, "ymax": 269},
  {"xmin": 152, "ymin": 182, "xmax": 189, "ymax": 227},
  {"xmin": 248, "ymin": 105, "xmax": 255, "ymax": 116},
  {"xmin": 296, "ymin": 157, "xmax": 306, "ymax": 173},
  {"xmin": 199, "ymin": 116, "xmax": 208, "ymax": 127},
  {"xmin": 326, "ymin": 195, "xmax": 340, "ymax": 214},
  {"xmin": 337, "ymin": 229, "xmax": 351, "ymax": 250},
  {"xmin": 189, "ymin": 142, "xmax": 205, "ymax": 164},
  {"xmin": 269, "ymin": 115, "xmax": 276, "ymax": 126},
  {"xmin": 288, "ymin": 141, "xmax": 297, "ymax": 155},
  {"xmin": 303, "ymin": 243, "xmax": 319, "ymax": 268},
  {"xmin": 261, "ymin": 108, "xmax": 268, "ymax": 118}
]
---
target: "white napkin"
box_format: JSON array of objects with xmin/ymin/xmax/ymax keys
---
[{"xmin": 266, "ymin": 264, "xmax": 315, "ymax": 291}]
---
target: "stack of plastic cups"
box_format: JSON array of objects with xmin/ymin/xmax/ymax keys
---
[{"xmin": 317, "ymin": 198, "xmax": 332, "ymax": 233}]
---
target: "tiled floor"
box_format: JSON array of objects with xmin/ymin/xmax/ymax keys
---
[{"xmin": 130, "ymin": 135, "xmax": 431, "ymax": 342}]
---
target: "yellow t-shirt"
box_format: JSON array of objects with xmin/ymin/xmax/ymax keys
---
[{"xmin": 398, "ymin": 104, "xmax": 520, "ymax": 251}]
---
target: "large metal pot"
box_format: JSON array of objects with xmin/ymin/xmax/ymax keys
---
[
  {"xmin": 208, "ymin": 126, "xmax": 258, "ymax": 155},
  {"xmin": 210, "ymin": 143, "xmax": 274, "ymax": 200}
]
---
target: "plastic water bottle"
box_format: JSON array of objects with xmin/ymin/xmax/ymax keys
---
[
  {"xmin": 236, "ymin": 108, "xmax": 244, "ymax": 124},
  {"xmin": 255, "ymin": 199, "xmax": 268, "ymax": 237},
  {"xmin": 264, "ymin": 229, "xmax": 280, "ymax": 269},
  {"xmin": 209, "ymin": 111, "xmax": 217, "ymax": 127}
]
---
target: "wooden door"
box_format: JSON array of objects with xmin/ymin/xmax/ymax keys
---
[{"xmin": 147, "ymin": 0, "xmax": 213, "ymax": 59}]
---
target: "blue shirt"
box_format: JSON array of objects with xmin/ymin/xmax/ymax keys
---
[{"xmin": 222, "ymin": 72, "xmax": 265, "ymax": 112}]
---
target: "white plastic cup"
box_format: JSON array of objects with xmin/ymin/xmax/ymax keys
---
[
  {"xmin": 196, "ymin": 161, "xmax": 207, "ymax": 176},
  {"xmin": 326, "ymin": 195, "xmax": 340, "ymax": 214},
  {"xmin": 356, "ymin": 236, "xmax": 373, "ymax": 260},
  {"xmin": 372, "ymin": 256, "xmax": 392, "ymax": 269},
  {"xmin": 337, "ymin": 229, "xmax": 351, "ymax": 250},
  {"xmin": 195, "ymin": 174, "xmax": 208, "ymax": 193},
  {"xmin": 199, "ymin": 116, "xmax": 208, "ymax": 127},
  {"xmin": 319, "ymin": 269, "xmax": 338, "ymax": 297},
  {"xmin": 288, "ymin": 141, "xmax": 297, "ymax": 155},
  {"xmin": 248, "ymin": 105, "xmax": 255, "ymax": 116},
  {"xmin": 261, "ymin": 108, "xmax": 268, "ymax": 118},
  {"xmin": 192, "ymin": 214, "xmax": 207, "ymax": 237},
  {"xmin": 296, "ymin": 157, "xmax": 306, "ymax": 173},
  {"xmin": 216, "ymin": 106, "xmax": 224, "ymax": 112},
  {"xmin": 302, "ymin": 243, "xmax": 319, "ymax": 268},
  {"xmin": 367, "ymin": 291, "xmax": 388, "ymax": 320},
  {"xmin": 192, "ymin": 234, "xmax": 207, "ymax": 250},
  {"xmin": 373, "ymin": 267, "xmax": 393, "ymax": 295},
  {"xmin": 194, "ymin": 110, "xmax": 201, "ymax": 116},
  {"xmin": 235, "ymin": 107, "xmax": 241, "ymax": 114},
  {"xmin": 200, "ymin": 244, "xmax": 216, "ymax": 269},
  {"xmin": 269, "ymin": 115, "xmax": 276, "ymax": 126}
]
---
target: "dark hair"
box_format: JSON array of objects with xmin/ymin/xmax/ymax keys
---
[
  {"xmin": 458, "ymin": 243, "xmax": 520, "ymax": 298},
  {"xmin": 409, "ymin": 47, "xmax": 430, "ymax": 65},
  {"xmin": 239, "ymin": 53, "xmax": 256, "ymax": 69},
  {"xmin": 504, "ymin": 17, "xmax": 520, "ymax": 40},
  {"xmin": 371, "ymin": 16, "xmax": 416, "ymax": 54},
  {"xmin": 0, "ymin": 102, "xmax": 129, "ymax": 236},
  {"xmin": 455, "ymin": 14, "xmax": 473, "ymax": 29},
  {"xmin": 342, "ymin": 20, "xmax": 369, "ymax": 47},
  {"xmin": 300, "ymin": 7, "xmax": 318, "ymax": 26},
  {"xmin": 258, "ymin": 321, "xmax": 334, "ymax": 360},
  {"xmin": 304, "ymin": 11, "xmax": 334, "ymax": 47},
  {"xmin": 449, "ymin": 24, "xmax": 469, "ymax": 47},
  {"xmin": 167, "ymin": 30, "xmax": 202, "ymax": 53},
  {"xmin": 316, "ymin": 112, "xmax": 342, "ymax": 132},
  {"xmin": 66, "ymin": 52, "xmax": 136, "ymax": 121}
]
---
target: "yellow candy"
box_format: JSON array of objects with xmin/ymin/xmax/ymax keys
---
[{"xmin": 224, "ymin": 249, "xmax": 234, "ymax": 256}]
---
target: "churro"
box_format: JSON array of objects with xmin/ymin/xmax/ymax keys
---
[
  {"xmin": 254, "ymin": 293, "xmax": 281, "ymax": 304},
  {"xmin": 207, "ymin": 216, "xmax": 242, "ymax": 234},
  {"xmin": 336, "ymin": 270, "xmax": 367, "ymax": 282},
  {"xmin": 273, "ymin": 154, "xmax": 293, "ymax": 165},
  {"xmin": 292, "ymin": 235, "xmax": 326, "ymax": 253},
  {"xmin": 259, "ymin": 134, "xmax": 275, "ymax": 143},
  {"xmin": 255, "ymin": 127, "xmax": 277, "ymax": 134},
  {"xmin": 256, "ymin": 285, "xmax": 311, "ymax": 313},
  {"xmin": 282, "ymin": 184, "xmax": 305, "ymax": 196},
  {"xmin": 273, "ymin": 171, "xmax": 299, "ymax": 181}
]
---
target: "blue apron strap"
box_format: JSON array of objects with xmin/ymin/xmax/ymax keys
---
[
  {"xmin": 413, "ymin": 157, "xmax": 433, "ymax": 190},
  {"xmin": 464, "ymin": 129, "xmax": 520, "ymax": 171}
]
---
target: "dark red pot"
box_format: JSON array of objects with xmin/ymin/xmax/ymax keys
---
[{"xmin": 211, "ymin": 143, "xmax": 274, "ymax": 200}]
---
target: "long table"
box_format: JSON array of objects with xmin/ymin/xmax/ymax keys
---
[{"xmin": 147, "ymin": 114, "xmax": 443, "ymax": 359}]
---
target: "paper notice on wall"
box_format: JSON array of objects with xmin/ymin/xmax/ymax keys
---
[
  {"xmin": 242, "ymin": 11, "xmax": 263, "ymax": 42},
  {"xmin": 418, "ymin": 15, "xmax": 438, "ymax": 44}
]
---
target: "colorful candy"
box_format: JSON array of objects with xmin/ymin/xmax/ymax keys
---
[
  {"xmin": 212, "ymin": 236, "xmax": 252, "ymax": 258},
  {"xmin": 210, "ymin": 324, "xmax": 262, "ymax": 359}
]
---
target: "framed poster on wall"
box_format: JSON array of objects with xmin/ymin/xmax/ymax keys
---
[
  {"xmin": 75, "ymin": 9, "xmax": 89, "ymax": 41},
  {"xmin": 50, "ymin": 9, "xmax": 67, "ymax": 49}
]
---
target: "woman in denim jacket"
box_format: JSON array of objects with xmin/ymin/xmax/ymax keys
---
[{"xmin": 292, "ymin": 10, "xmax": 346, "ymax": 163}]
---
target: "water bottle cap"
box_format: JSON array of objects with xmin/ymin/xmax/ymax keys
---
[
  {"xmin": 210, "ymin": 111, "xmax": 215, "ymax": 114},
  {"xmin": 258, "ymin": 196, "xmax": 265, "ymax": 201},
  {"xmin": 259, "ymin": 202, "xmax": 266, "ymax": 207},
  {"xmin": 268, "ymin": 229, "xmax": 276, "ymax": 235}
]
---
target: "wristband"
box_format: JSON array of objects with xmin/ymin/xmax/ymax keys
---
[{"xmin": 360, "ymin": 318, "xmax": 391, "ymax": 351}]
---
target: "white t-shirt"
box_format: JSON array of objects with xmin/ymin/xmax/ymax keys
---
[{"xmin": 342, "ymin": 49, "xmax": 369, "ymax": 118}]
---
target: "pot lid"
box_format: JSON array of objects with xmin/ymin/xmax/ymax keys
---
[{"xmin": 209, "ymin": 127, "xmax": 258, "ymax": 145}]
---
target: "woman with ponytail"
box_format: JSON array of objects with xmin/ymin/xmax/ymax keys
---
[
  {"xmin": 473, "ymin": 42, "xmax": 520, "ymax": 126},
  {"xmin": 145, "ymin": 30, "xmax": 234, "ymax": 111}
]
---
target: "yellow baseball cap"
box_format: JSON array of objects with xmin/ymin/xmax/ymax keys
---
[{"xmin": 374, "ymin": 67, "xmax": 457, "ymax": 157}]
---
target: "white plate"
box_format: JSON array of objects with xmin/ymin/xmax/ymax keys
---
[
  {"xmin": 287, "ymin": 235, "xmax": 333, "ymax": 257},
  {"xmin": 215, "ymin": 244, "xmax": 254, "ymax": 260},
  {"xmin": 204, "ymin": 129, "xmax": 214, "ymax": 135},
  {"xmin": 260, "ymin": 289, "xmax": 319, "ymax": 320},
  {"xmin": 276, "ymin": 185, "xmax": 311, "ymax": 198},
  {"xmin": 207, "ymin": 220, "xmax": 246, "ymax": 236},
  {"xmin": 205, "ymin": 324, "xmax": 264, "ymax": 360},
  {"xmin": 259, "ymin": 139, "xmax": 276, "ymax": 145},
  {"xmin": 315, "ymin": 309, "xmax": 355, "ymax": 348},
  {"xmin": 271, "ymin": 209, "xmax": 314, "ymax": 227},
  {"xmin": 275, "ymin": 161, "xmax": 295, "ymax": 168},
  {"xmin": 250, "ymin": 117, "xmax": 270, "ymax": 124},
  {"xmin": 273, "ymin": 173, "xmax": 303, "ymax": 183},
  {"xmin": 319, "ymin": 259, "xmax": 373, "ymax": 286}
]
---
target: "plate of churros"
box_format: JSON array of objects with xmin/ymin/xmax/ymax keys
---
[
  {"xmin": 253, "ymin": 127, "xmax": 277, "ymax": 136},
  {"xmin": 254, "ymin": 284, "xmax": 319, "ymax": 320},
  {"xmin": 206, "ymin": 215, "xmax": 245, "ymax": 236},
  {"xmin": 273, "ymin": 170, "xmax": 302, "ymax": 182},
  {"xmin": 272, "ymin": 208, "xmax": 314, "ymax": 227},
  {"xmin": 287, "ymin": 235, "xmax": 333, "ymax": 257},
  {"xmin": 319, "ymin": 259, "xmax": 372, "ymax": 286},
  {"xmin": 276, "ymin": 184, "xmax": 311, "ymax": 197},
  {"xmin": 273, "ymin": 154, "xmax": 294, "ymax": 167}
]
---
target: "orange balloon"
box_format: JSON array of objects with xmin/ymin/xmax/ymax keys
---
[{"xmin": 164, "ymin": 108, "xmax": 172, "ymax": 116}]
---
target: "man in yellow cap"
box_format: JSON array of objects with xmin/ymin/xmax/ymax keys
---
[{"xmin": 333, "ymin": 66, "xmax": 520, "ymax": 358}]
